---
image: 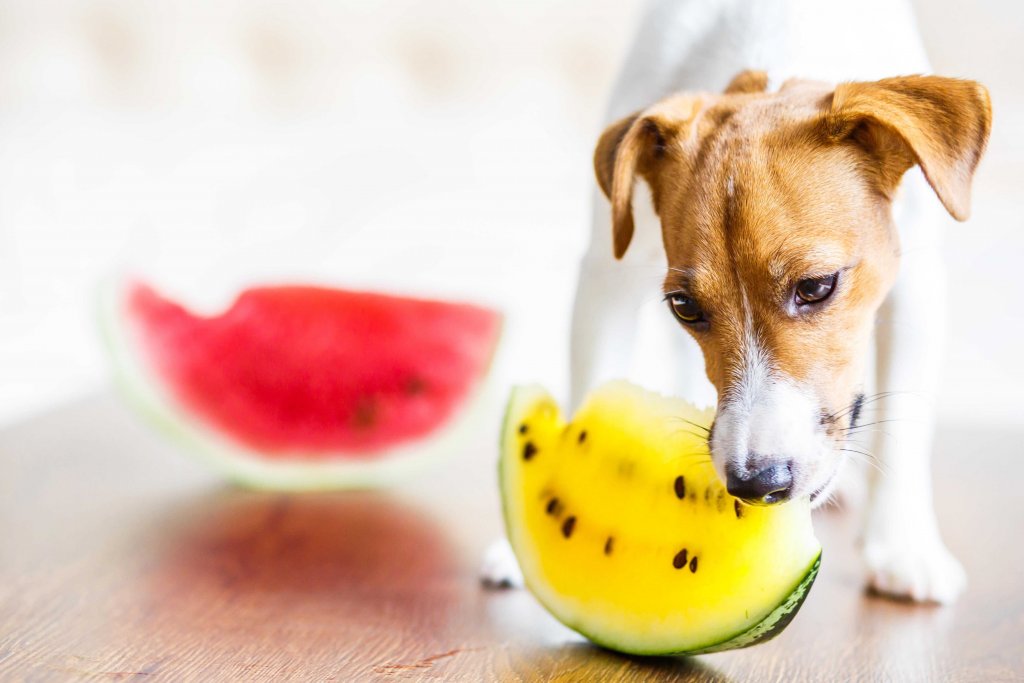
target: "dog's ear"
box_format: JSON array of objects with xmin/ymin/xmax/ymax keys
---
[
  {"xmin": 824, "ymin": 75, "xmax": 992, "ymax": 221},
  {"xmin": 594, "ymin": 113, "xmax": 639, "ymax": 205},
  {"xmin": 594, "ymin": 113, "xmax": 672, "ymax": 260},
  {"xmin": 594, "ymin": 96, "xmax": 703, "ymax": 259}
]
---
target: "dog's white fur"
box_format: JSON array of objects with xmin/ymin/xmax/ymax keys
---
[{"xmin": 484, "ymin": 0, "xmax": 967, "ymax": 603}]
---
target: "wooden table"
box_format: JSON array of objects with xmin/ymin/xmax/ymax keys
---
[{"xmin": 1, "ymin": 392, "xmax": 1021, "ymax": 681}]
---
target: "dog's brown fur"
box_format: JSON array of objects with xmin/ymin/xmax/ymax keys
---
[{"xmin": 594, "ymin": 72, "xmax": 991, "ymax": 423}]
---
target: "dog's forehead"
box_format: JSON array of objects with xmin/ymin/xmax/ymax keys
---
[
  {"xmin": 662, "ymin": 89, "xmax": 873, "ymax": 287},
  {"xmin": 697, "ymin": 83, "xmax": 829, "ymax": 138}
]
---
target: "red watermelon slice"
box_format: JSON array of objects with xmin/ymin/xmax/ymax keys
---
[{"xmin": 101, "ymin": 279, "xmax": 502, "ymax": 490}]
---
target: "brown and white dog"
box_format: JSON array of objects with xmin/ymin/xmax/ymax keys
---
[{"xmin": 483, "ymin": 0, "xmax": 991, "ymax": 603}]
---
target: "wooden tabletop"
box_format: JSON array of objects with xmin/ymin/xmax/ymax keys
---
[{"xmin": 1, "ymin": 392, "xmax": 1021, "ymax": 682}]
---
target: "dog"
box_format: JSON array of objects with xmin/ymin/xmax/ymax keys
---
[{"xmin": 482, "ymin": 0, "xmax": 991, "ymax": 604}]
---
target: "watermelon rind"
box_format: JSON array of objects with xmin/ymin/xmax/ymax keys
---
[
  {"xmin": 499, "ymin": 384, "xmax": 821, "ymax": 657},
  {"xmin": 572, "ymin": 553, "xmax": 820, "ymax": 656},
  {"xmin": 98, "ymin": 278, "xmax": 501, "ymax": 491}
]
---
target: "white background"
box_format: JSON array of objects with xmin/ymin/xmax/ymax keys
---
[{"xmin": 0, "ymin": 0, "xmax": 1021, "ymax": 428}]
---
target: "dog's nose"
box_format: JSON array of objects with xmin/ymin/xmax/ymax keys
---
[{"xmin": 726, "ymin": 460, "xmax": 794, "ymax": 505}]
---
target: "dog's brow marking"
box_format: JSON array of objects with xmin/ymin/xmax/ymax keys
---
[
  {"xmin": 666, "ymin": 266, "xmax": 697, "ymax": 292},
  {"xmin": 769, "ymin": 248, "xmax": 848, "ymax": 283},
  {"xmin": 722, "ymin": 164, "xmax": 740, "ymax": 239}
]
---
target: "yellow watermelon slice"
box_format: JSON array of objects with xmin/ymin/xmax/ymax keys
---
[{"xmin": 500, "ymin": 381, "xmax": 821, "ymax": 655}]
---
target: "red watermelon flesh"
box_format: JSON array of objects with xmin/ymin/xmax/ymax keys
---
[{"xmin": 124, "ymin": 282, "xmax": 501, "ymax": 459}]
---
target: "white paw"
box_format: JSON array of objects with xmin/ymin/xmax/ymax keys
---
[
  {"xmin": 863, "ymin": 535, "xmax": 966, "ymax": 604},
  {"xmin": 479, "ymin": 538, "xmax": 523, "ymax": 590}
]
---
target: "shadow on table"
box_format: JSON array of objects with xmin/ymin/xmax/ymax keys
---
[
  {"xmin": 482, "ymin": 589, "xmax": 732, "ymax": 681},
  {"xmin": 136, "ymin": 488, "xmax": 462, "ymax": 633},
  {"xmin": 496, "ymin": 642, "xmax": 732, "ymax": 682}
]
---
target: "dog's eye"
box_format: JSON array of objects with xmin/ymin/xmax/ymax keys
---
[
  {"xmin": 795, "ymin": 273, "xmax": 838, "ymax": 305},
  {"xmin": 668, "ymin": 294, "xmax": 704, "ymax": 324}
]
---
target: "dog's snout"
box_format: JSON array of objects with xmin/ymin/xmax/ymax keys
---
[{"xmin": 726, "ymin": 459, "xmax": 794, "ymax": 505}]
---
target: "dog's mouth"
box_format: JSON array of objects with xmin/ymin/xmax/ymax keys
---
[{"xmin": 808, "ymin": 466, "xmax": 841, "ymax": 505}]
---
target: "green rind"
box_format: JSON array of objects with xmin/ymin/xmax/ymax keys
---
[
  {"xmin": 498, "ymin": 384, "xmax": 821, "ymax": 657},
  {"xmin": 99, "ymin": 277, "xmax": 502, "ymax": 491},
  {"xmin": 575, "ymin": 553, "xmax": 821, "ymax": 656},
  {"xmin": 685, "ymin": 554, "xmax": 820, "ymax": 654}
]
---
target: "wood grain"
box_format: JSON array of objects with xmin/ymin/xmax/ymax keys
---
[{"xmin": 0, "ymin": 392, "xmax": 1021, "ymax": 681}]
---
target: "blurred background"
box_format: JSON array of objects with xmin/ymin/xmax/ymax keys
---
[{"xmin": 0, "ymin": 0, "xmax": 1021, "ymax": 429}]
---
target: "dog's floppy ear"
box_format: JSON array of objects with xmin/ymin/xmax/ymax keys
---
[
  {"xmin": 824, "ymin": 75, "xmax": 992, "ymax": 221},
  {"xmin": 594, "ymin": 113, "xmax": 639, "ymax": 205},
  {"xmin": 594, "ymin": 96, "xmax": 702, "ymax": 259}
]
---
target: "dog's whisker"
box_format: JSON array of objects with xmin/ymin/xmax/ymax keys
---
[
  {"xmin": 667, "ymin": 416, "xmax": 711, "ymax": 433},
  {"xmin": 839, "ymin": 417, "xmax": 924, "ymax": 433},
  {"xmin": 836, "ymin": 448, "xmax": 887, "ymax": 476},
  {"xmin": 826, "ymin": 392, "xmax": 886, "ymax": 420},
  {"xmin": 666, "ymin": 425, "xmax": 714, "ymax": 442},
  {"xmin": 843, "ymin": 422, "xmax": 896, "ymax": 433},
  {"xmin": 827, "ymin": 391, "xmax": 903, "ymax": 421},
  {"xmin": 837, "ymin": 436, "xmax": 881, "ymax": 459},
  {"xmin": 668, "ymin": 450, "xmax": 716, "ymax": 467},
  {"xmin": 843, "ymin": 427, "xmax": 897, "ymax": 441},
  {"xmin": 832, "ymin": 390, "xmax": 922, "ymax": 418},
  {"xmin": 835, "ymin": 436, "xmax": 889, "ymax": 475}
]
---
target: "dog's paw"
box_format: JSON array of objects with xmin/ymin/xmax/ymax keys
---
[
  {"xmin": 863, "ymin": 535, "xmax": 966, "ymax": 604},
  {"xmin": 479, "ymin": 538, "xmax": 523, "ymax": 590}
]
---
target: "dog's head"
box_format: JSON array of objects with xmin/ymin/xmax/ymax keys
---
[{"xmin": 595, "ymin": 72, "xmax": 991, "ymax": 505}]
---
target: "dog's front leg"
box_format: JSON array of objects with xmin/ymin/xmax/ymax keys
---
[
  {"xmin": 569, "ymin": 191, "xmax": 660, "ymax": 410},
  {"xmin": 863, "ymin": 240, "xmax": 965, "ymax": 604}
]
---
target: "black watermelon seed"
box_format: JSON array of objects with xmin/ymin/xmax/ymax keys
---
[
  {"xmin": 734, "ymin": 499, "xmax": 744, "ymax": 519},
  {"xmin": 604, "ymin": 536, "xmax": 614, "ymax": 555},
  {"xmin": 522, "ymin": 442, "xmax": 538, "ymax": 461},
  {"xmin": 578, "ymin": 430, "xmax": 587, "ymax": 444},
  {"xmin": 406, "ymin": 376, "xmax": 427, "ymax": 395},
  {"xmin": 689, "ymin": 556, "xmax": 698, "ymax": 573},
  {"xmin": 353, "ymin": 399, "xmax": 378, "ymax": 428},
  {"xmin": 673, "ymin": 548, "xmax": 688, "ymax": 569},
  {"xmin": 518, "ymin": 423, "xmax": 528, "ymax": 434},
  {"xmin": 546, "ymin": 497, "xmax": 559, "ymax": 515},
  {"xmin": 674, "ymin": 475, "xmax": 686, "ymax": 499},
  {"xmin": 562, "ymin": 516, "xmax": 576, "ymax": 538}
]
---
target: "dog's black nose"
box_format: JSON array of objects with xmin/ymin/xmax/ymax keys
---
[{"xmin": 726, "ymin": 461, "xmax": 793, "ymax": 505}]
